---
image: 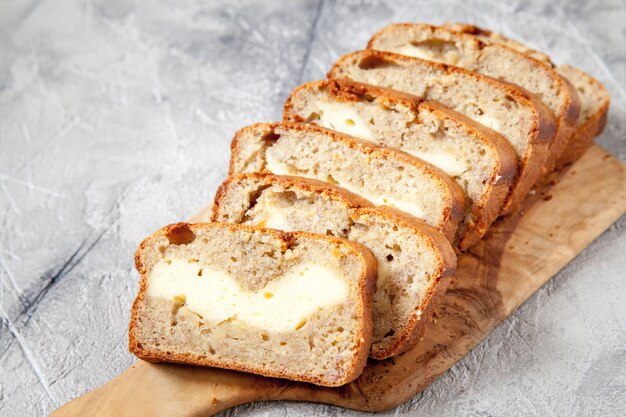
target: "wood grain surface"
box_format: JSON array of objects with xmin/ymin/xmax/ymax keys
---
[{"xmin": 51, "ymin": 145, "xmax": 626, "ymax": 417}]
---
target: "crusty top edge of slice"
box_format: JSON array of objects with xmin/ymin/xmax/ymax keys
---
[
  {"xmin": 212, "ymin": 171, "xmax": 456, "ymax": 275},
  {"xmin": 229, "ymin": 120, "xmax": 466, "ymax": 199},
  {"xmin": 327, "ymin": 49, "xmax": 557, "ymax": 147},
  {"xmin": 439, "ymin": 21, "xmax": 610, "ymax": 130},
  {"xmin": 228, "ymin": 121, "xmax": 467, "ymax": 242},
  {"xmin": 283, "ymin": 78, "xmax": 518, "ymax": 183},
  {"xmin": 366, "ymin": 22, "xmax": 581, "ymax": 131}
]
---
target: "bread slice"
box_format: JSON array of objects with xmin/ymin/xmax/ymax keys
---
[
  {"xmin": 555, "ymin": 65, "xmax": 610, "ymax": 165},
  {"xmin": 212, "ymin": 173, "xmax": 457, "ymax": 359},
  {"xmin": 129, "ymin": 222, "xmax": 376, "ymax": 387},
  {"xmin": 367, "ymin": 23, "xmax": 581, "ymax": 174},
  {"xmin": 442, "ymin": 22, "xmax": 610, "ymax": 167},
  {"xmin": 328, "ymin": 49, "xmax": 557, "ymax": 214},
  {"xmin": 283, "ymin": 79, "xmax": 517, "ymax": 250},
  {"xmin": 229, "ymin": 122, "xmax": 466, "ymax": 242}
]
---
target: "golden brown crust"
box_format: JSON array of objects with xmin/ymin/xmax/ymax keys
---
[
  {"xmin": 327, "ymin": 49, "xmax": 556, "ymax": 215},
  {"xmin": 558, "ymin": 104, "xmax": 609, "ymax": 166},
  {"xmin": 420, "ymin": 101, "xmax": 518, "ymax": 248},
  {"xmin": 355, "ymin": 206, "xmax": 457, "ymax": 358},
  {"xmin": 128, "ymin": 222, "xmax": 377, "ymax": 387},
  {"xmin": 488, "ymin": 58, "xmax": 579, "ymax": 177},
  {"xmin": 491, "ymin": 78, "xmax": 556, "ymax": 213},
  {"xmin": 359, "ymin": 185, "xmax": 455, "ymax": 358},
  {"xmin": 228, "ymin": 122, "xmax": 276, "ymax": 177},
  {"xmin": 283, "ymin": 78, "xmax": 426, "ymax": 122},
  {"xmin": 441, "ymin": 22, "xmax": 553, "ymax": 63},
  {"xmin": 555, "ymin": 74, "xmax": 584, "ymax": 149},
  {"xmin": 212, "ymin": 172, "xmax": 375, "ymax": 223},
  {"xmin": 229, "ymin": 121, "xmax": 466, "ymax": 243},
  {"xmin": 556, "ymin": 65, "xmax": 611, "ymax": 167}
]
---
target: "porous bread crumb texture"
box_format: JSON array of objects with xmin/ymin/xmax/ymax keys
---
[
  {"xmin": 555, "ymin": 64, "xmax": 610, "ymax": 165},
  {"xmin": 347, "ymin": 211, "xmax": 441, "ymax": 358},
  {"xmin": 241, "ymin": 186, "xmax": 355, "ymax": 237},
  {"xmin": 369, "ymin": 24, "xmax": 570, "ymax": 120},
  {"xmin": 230, "ymin": 122, "xmax": 463, "ymax": 239},
  {"xmin": 557, "ymin": 65, "xmax": 609, "ymax": 128},
  {"xmin": 129, "ymin": 223, "xmax": 375, "ymax": 386},
  {"xmin": 285, "ymin": 80, "xmax": 497, "ymax": 201},
  {"xmin": 328, "ymin": 49, "xmax": 557, "ymax": 213},
  {"xmin": 443, "ymin": 22, "xmax": 608, "ymax": 134},
  {"xmin": 284, "ymin": 80, "xmax": 517, "ymax": 249},
  {"xmin": 329, "ymin": 50, "xmax": 537, "ymax": 158},
  {"xmin": 368, "ymin": 23, "xmax": 580, "ymax": 173},
  {"xmin": 212, "ymin": 174, "xmax": 454, "ymax": 358}
]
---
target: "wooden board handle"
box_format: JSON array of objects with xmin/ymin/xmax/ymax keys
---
[{"xmin": 50, "ymin": 360, "xmax": 292, "ymax": 417}]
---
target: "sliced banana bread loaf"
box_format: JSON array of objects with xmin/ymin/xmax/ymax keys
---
[
  {"xmin": 212, "ymin": 173, "xmax": 457, "ymax": 359},
  {"xmin": 129, "ymin": 222, "xmax": 376, "ymax": 386},
  {"xmin": 367, "ymin": 23, "xmax": 580, "ymax": 174},
  {"xmin": 328, "ymin": 49, "xmax": 556, "ymax": 214},
  {"xmin": 229, "ymin": 122, "xmax": 466, "ymax": 242},
  {"xmin": 283, "ymin": 79, "xmax": 517, "ymax": 250}
]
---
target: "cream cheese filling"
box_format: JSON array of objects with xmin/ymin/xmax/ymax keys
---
[
  {"xmin": 409, "ymin": 149, "xmax": 468, "ymax": 177},
  {"xmin": 316, "ymin": 101, "xmax": 376, "ymax": 140},
  {"xmin": 147, "ymin": 259, "xmax": 348, "ymax": 332},
  {"xmin": 264, "ymin": 156, "xmax": 426, "ymax": 220},
  {"xmin": 265, "ymin": 142, "xmax": 426, "ymax": 220},
  {"xmin": 393, "ymin": 44, "xmax": 447, "ymax": 63},
  {"xmin": 255, "ymin": 210, "xmax": 293, "ymax": 230},
  {"xmin": 338, "ymin": 181, "xmax": 426, "ymax": 220},
  {"xmin": 472, "ymin": 113, "xmax": 502, "ymax": 133}
]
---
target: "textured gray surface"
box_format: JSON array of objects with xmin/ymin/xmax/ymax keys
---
[{"xmin": 0, "ymin": 0, "xmax": 624, "ymax": 416}]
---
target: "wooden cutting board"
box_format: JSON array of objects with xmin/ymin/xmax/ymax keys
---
[{"xmin": 51, "ymin": 145, "xmax": 626, "ymax": 417}]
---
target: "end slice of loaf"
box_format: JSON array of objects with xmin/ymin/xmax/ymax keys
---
[
  {"xmin": 283, "ymin": 79, "xmax": 517, "ymax": 250},
  {"xmin": 443, "ymin": 22, "xmax": 610, "ymax": 167},
  {"xmin": 367, "ymin": 23, "xmax": 581, "ymax": 174},
  {"xmin": 328, "ymin": 49, "xmax": 557, "ymax": 214},
  {"xmin": 229, "ymin": 122, "xmax": 466, "ymax": 242},
  {"xmin": 129, "ymin": 222, "xmax": 376, "ymax": 387},
  {"xmin": 555, "ymin": 65, "xmax": 610, "ymax": 165},
  {"xmin": 212, "ymin": 173, "xmax": 457, "ymax": 359}
]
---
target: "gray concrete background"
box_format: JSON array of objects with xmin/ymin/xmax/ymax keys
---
[{"xmin": 1, "ymin": 0, "xmax": 624, "ymax": 415}]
